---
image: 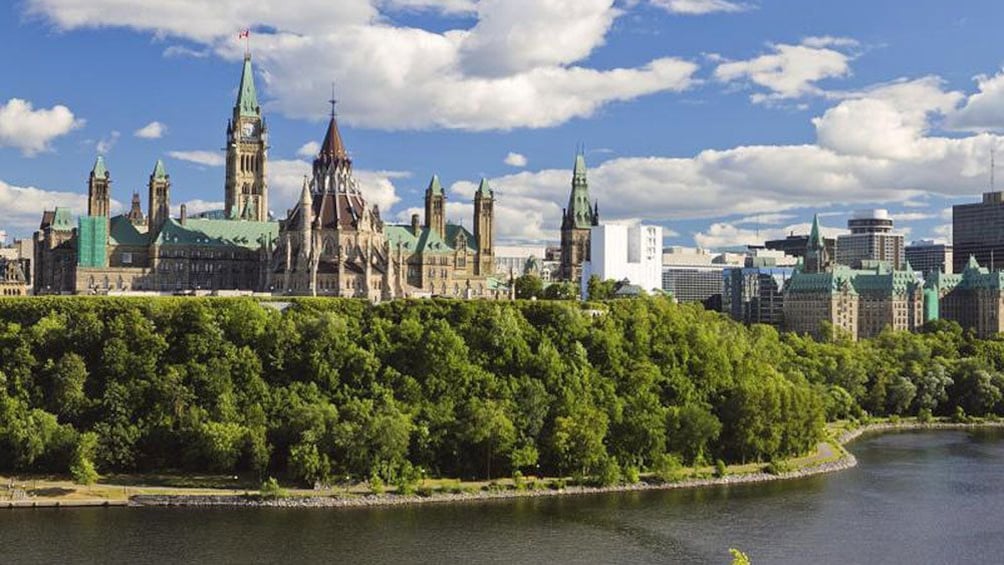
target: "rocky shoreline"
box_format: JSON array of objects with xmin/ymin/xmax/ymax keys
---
[{"xmin": 128, "ymin": 421, "xmax": 1004, "ymax": 510}]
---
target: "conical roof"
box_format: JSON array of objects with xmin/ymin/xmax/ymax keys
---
[
  {"xmin": 808, "ymin": 214, "xmax": 824, "ymax": 249},
  {"xmin": 477, "ymin": 178, "xmax": 491, "ymax": 196},
  {"xmin": 236, "ymin": 56, "xmax": 260, "ymax": 117},
  {"xmin": 152, "ymin": 159, "xmax": 168, "ymax": 180},
  {"xmin": 320, "ymin": 116, "xmax": 349, "ymax": 161},
  {"xmin": 92, "ymin": 155, "xmax": 108, "ymax": 178},
  {"xmin": 427, "ymin": 174, "xmax": 443, "ymax": 195}
]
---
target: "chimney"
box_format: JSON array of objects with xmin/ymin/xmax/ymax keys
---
[
  {"xmin": 411, "ymin": 213, "xmax": 421, "ymax": 236},
  {"xmin": 180, "ymin": 204, "xmax": 187, "ymax": 225}
]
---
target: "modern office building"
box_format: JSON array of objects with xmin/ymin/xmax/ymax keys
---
[
  {"xmin": 905, "ymin": 240, "xmax": 953, "ymax": 275},
  {"xmin": 580, "ymin": 223, "xmax": 663, "ymax": 298},
  {"xmin": 722, "ymin": 266, "xmax": 794, "ymax": 327},
  {"xmin": 660, "ymin": 247, "xmax": 741, "ymax": 307},
  {"xmin": 952, "ymin": 191, "xmax": 1004, "ymax": 273},
  {"xmin": 835, "ymin": 209, "xmax": 905, "ymax": 269}
]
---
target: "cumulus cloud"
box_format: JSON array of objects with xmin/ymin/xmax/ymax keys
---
[
  {"xmin": 731, "ymin": 213, "xmax": 796, "ymax": 225},
  {"xmin": 134, "ymin": 121, "xmax": 167, "ymax": 139},
  {"xmin": 714, "ymin": 37, "xmax": 857, "ymax": 103},
  {"xmin": 25, "ymin": 0, "xmax": 698, "ymax": 131},
  {"xmin": 947, "ymin": 70, "xmax": 1004, "ymax": 132},
  {"xmin": 694, "ymin": 221, "xmax": 846, "ymax": 248},
  {"xmin": 504, "ymin": 152, "xmax": 527, "ymax": 167},
  {"xmin": 650, "ymin": 0, "xmax": 748, "ymax": 15},
  {"xmin": 0, "ymin": 98, "xmax": 83, "ymax": 156},
  {"xmin": 96, "ymin": 130, "xmax": 120, "ymax": 154},
  {"xmin": 296, "ymin": 141, "xmax": 320, "ymax": 158},
  {"xmin": 168, "ymin": 150, "xmax": 225, "ymax": 167},
  {"xmin": 0, "ymin": 178, "xmax": 122, "ymax": 233}
]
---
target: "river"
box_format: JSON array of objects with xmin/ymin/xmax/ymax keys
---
[{"xmin": 2, "ymin": 429, "xmax": 1003, "ymax": 564}]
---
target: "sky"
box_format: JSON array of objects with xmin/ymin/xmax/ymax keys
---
[{"xmin": 5, "ymin": 0, "xmax": 1004, "ymax": 248}]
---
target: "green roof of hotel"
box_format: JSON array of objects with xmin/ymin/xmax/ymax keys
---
[
  {"xmin": 236, "ymin": 56, "xmax": 260, "ymax": 117},
  {"xmin": 786, "ymin": 262, "xmax": 923, "ymax": 295},
  {"xmin": 785, "ymin": 267, "xmax": 859, "ymax": 295},
  {"xmin": 154, "ymin": 217, "xmax": 277, "ymax": 249}
]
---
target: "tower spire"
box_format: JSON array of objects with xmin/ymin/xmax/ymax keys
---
[{"xmin": 329, "ymin": 82, "xmax": 338, "ymax": 118}]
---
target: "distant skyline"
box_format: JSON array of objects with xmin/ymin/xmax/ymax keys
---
[{"xmin": 4, "ymin": 1, "xmax": 1004, "ymax": 246}]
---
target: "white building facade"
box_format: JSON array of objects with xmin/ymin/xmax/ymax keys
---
[{"xmin": 581, "ymin": 223, "xmax": 663, "ymax": 298}]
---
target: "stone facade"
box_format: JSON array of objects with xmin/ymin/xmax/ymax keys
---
[
  {"xmin": 928, "ymin": 257, "xmax": 1004, "ymax": 338},
  {"xmin": 559, "ymin": 152, "xmax": 598, "ymax": 283}
]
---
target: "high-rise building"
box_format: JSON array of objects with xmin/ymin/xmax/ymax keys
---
[
  {"xmin": 660, "ymin": 247, "xmax": 740, "ymax": 307},
  {"xmin": 835, "ymin": 209, "xmax": 905, "ymax": 269},
  {"xmin": 580, "ymin": 224, "xmax": 662, "ymax": 298},
  {"xmin": 559, "ymin": 151, "xmax": 598, "ymax": 283},
  {"xmin": 905, "ymin": 240, "xmax": 953, "ymax": 275},
  {"xmin": 722, "ymin": 266, "xmax": 794, "ymax": 327},
  {"xmin": 952, "ymin": 191, "xmax": 1004, "ymax": 273}
]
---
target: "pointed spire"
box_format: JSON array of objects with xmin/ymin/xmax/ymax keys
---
[
  {"xmin": 808, "ymin": 213, "xmax": 824, "ymax": 249},
  {"xmin": 299, "ymin": 176, "xmax": 312, "ymax": 205},
  {"xmin": 427, "ymin": 174, "xmax": 443, "ymax": 195},
  {"xmin": 319, "ymin": 115, "xmax": 349, "ymax": 162},
  {"xmin": 477, "ymin": 177, "xmax": 492, "ymax": 196},
  {"xmin": 236, "ymin": 55, "xmax": 260, "ymax": 117},
  {"xmin": 152, "ymin": 159, "xmax": 168, "ymax": 180},
  {"xmin": 967, "ymin": 255, "xmax": 980, "ymax": 271},
  {"xmin": 573, "ymin": 150, "xmax": 587, "ymax": 179},
  {"xmin": 92, "ymin": 155, "xmax": 108, "ymax": 178}
]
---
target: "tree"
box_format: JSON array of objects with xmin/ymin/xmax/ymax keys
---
[
  {"xmin": 70, "ymin": 432, "xmax": 99, "ymax": 485},
  {"xmin": 542, "ymin": 282, "xmax": 577, "ymax": 300},
  {"xmin": 586, "ymin": 275, "xmax": 617, "ymax": 300},
  {"xmin": 463, "ymin": 398, "xmax": 516, "ymax": 479},
  {"xmin": 514, "ymin": 275, "xmax": 544, "ymax": 300},
  {"xmin": 551, "ymin": 403, "xmax": 608, "ymax": 476}
]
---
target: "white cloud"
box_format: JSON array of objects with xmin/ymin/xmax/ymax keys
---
[
  {"xmin": 650, "ymin": 0, "xmax": 747, "ymax": 15},
  {"xmin": 504, "ymin": 152, "xmax": 527, "ymax": 167},
  {"xmin": 732, "ymin": 213, "xmax": 795, "ymax": 225},
  {"xmin": 892, "ymin": 212, "xmax": 934, "ymax": 222},
  {"xmin": 296, "ymin": 141, "xmax": 320, "ymax": 158},
  {"xmin": 96, "ymin": 131, "xmax": 120, "ymax": 154},
  {"xmin": 714, "ymin": 38, "xmax": 856, "ymax": 103},
  {"xmin": 383, "ymin": 0, "xmax": 476, "ymax": 13},
  {"xmin": 134, "ymin": 121, "xmax": 167, "ymax": 139},
  {"xmin": 947, "ymin": 70, "xmax": 1004, "ymax": 132},
  {"xmin": 25, "ymin": 0, "xmax": 698, "ymax": 131},
  {"xmin": 0, "ymin": 98, "xmax": 83, "ymax": 156},
  {"xmin": 0, "ymin": 178, "xmax": 121, "ymax": 233},
  {"xmin": 694, "ymin": 221, "xmax": 846, "ymax": 248},
  {"xmin": 168, "ymin": 150, "xmax": 225, "ymax": 167}
]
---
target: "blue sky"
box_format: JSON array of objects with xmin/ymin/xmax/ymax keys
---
[{"xmin": 4, "ymin": 0, "xmax": 1004, "ymax": 248}]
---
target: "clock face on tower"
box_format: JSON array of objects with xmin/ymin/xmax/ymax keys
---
[{"xmin": 241, "ymin": 122, "xmax": 256, "ymax": 140}]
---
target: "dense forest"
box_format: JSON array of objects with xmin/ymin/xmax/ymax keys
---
[{"xmin": 0, "ymin": 297, "xmax": 1002, "ymax": 487}]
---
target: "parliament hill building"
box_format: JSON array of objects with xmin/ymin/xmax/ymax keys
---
[{"xmin": 33, "ymin": 55, "xmax": 500, "ymax": 299}]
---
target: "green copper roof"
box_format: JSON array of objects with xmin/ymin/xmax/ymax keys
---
[
  {"xmin": 152, "ymin": 159, "xmax": 168, "ymax": 180},
  {"xmin": 109, "ymin": 215, "xmax": 149, "ymax": 246},
  {"xmin": 427, "ymin": 174, "xmax": 443, "ymax": 195},
  {"xmin": 477, "ymin": 177, "xmax": 491, "ymax": 196},
  {"xmin": 155, "ymin": 218, "xmax": 277, "ymax": 249},
  {"xmin": 92, "ymin": 156, "xmax": 108, "ymax": 178},
  {"xmin": 236, "ymin": 56, "xmax": 260, "ymax": 117},
  {"xmin": 808, "ymin": 213, "xmax": 824, "ymax": 250},
  {"xmin": 385, "ymin": 223, "xmax": 478, "ymax": 255},
  {"xmin": 52, "ymin": 207, "xmax": 75, "ymax": 231},
  {"xmin": 566, "ymin": 151, "xmax": 594, "ymax": 229}
]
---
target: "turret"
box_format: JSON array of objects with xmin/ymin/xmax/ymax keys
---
[
  {"xmin": 473, "ymin": 177, "xmax": 495, "ymax": 276},
  {"xmin": 804, "ymin": 213, "xmax": 831, "ymax": 274},
  {"xmin": 87, "ymin": 156, "xmax": 111, "ymax": 218},
  {"xmin": 148, "ymin": 159, "xmax": 170, "ymax": 234},
  {"xmin": 424, "ymin": 174, "xmax": 446, "ymax": 237}
]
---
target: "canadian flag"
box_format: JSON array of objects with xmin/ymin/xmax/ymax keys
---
[{"xmin": 238, "ymin": 29, "xmax": 250, "ymax": 39}]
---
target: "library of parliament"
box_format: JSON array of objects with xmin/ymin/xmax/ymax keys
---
[{"xmin": 33, "ymin": 55, "xmax": 504, "ymax": 300}]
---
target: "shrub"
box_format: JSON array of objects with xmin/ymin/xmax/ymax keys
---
[
  {"xmin": 623, "ymin": 464, "xmax": 640, "ymax": 485},
  {"xmin": 593, "ymin": 456, "xmax": 622, "ymax": 487},
  {"xmin": 764, "ymin": 460, "xmax": 791, "ymax": 475},
  {"xmin": 548, "ymin": 478, "xmax": 567, "ymax": 490},
  {"xmin": 369, "ymin": 473, "xmax": 385, "ymax": 495},
  {"xmin": 714, "ymin": 459, "xmax": 728, "ymax": 478},
  {"xmin": 416, "ymin": 485, "xmax": 434, "ymax": 497},
  {"xmin": 512, "ymin": 470, "xmax": 526, "ymax": 491},
  {"xmin": 917, "ymin": 408, "xmax": 933, "ymax": 423},
  {"xmin": 259, "ymin": 477, "xmax": 287, "ymax": 499},
  {"xmin": 952, "ymin": 405, "xmax": 968, "ymax": 424},
  {"xmin": 652, "ymin": 453, "xmax": 682, "ymax": 483}
]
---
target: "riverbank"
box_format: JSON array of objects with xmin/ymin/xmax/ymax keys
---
[{"xmin": 5, "ymin": 419, "xmax": 1001, "ymax": 510}]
